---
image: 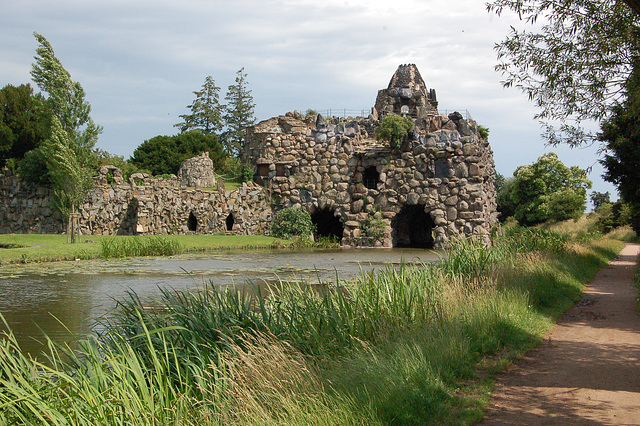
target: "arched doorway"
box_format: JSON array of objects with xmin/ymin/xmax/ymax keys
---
[
  {"xmin": 188, "ymin": 211, "xmax": 198, "ymax": 232},
  {"xmin": 392, "ymin": 205, "xmax": 435, "ymax": 248},
  {"xmin": 311, "ymin": 208, "xmax": 344, "ymax": 240},
  {"xmin": 226, "ymin": 213, "xmax": 235, "ymax": 231}
]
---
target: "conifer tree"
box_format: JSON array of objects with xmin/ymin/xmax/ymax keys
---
[
  {"xmin": 223, "ymin": 67, "xmax": 255, "ymax": 156},
  {"xmin": 175, "ymin": 76, "xmax": 223, "ymax": 134}
]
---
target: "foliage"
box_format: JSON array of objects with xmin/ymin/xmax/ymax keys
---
[
  {"xmin": 590, "ymin": 191, "xmax": 611, "ymax": 212},
  {"xmin": 270, "ymin": 207, "xmax": 315, "ymax": 239},
  {"xmin": 131, "ymin": 130, "xmax": 226, "ymax": 176},
  {"xmin": 487, "ymin": 0, "xmax": 640, "ymax": 145},
  {"xmin": 478, "ymin": 124, "xmax": 490, "ymax": 140},
  {"xmin": 600, "ymin": 59, "xmax": 640, "ymax": 233},
  {"xmin": 31, "ymin": 32, "xmax": 101, "ymax": 155},
  {"xmin": 17, "ymin": 147, "xmax": 51, "ymax": 184},
  {"xmin": 223, "ymin": 67, "xmax": 256, "ymax": 156},
  {"xmin": 29, "ymin": 33, "xmax": 101, "ymax": 226},
  {"xmin": 374, "ymin": 114, "xmax": 414, "ymax": 149},
  {"xmin": 100, "ymin": 236, "xmax": 182, "ymax": 258},
  {"xmin": 509, "ymin": 153, "xmax": 592, "ymax": 225},
  {"xmin": 363, "ymin": 212, "xmax": 387, "ymax": 241},
  {"xmin": 175, "ymin": 75, "xmax": 223, "ymax": 134},
  {"xmin": 41, "ymin": 117, "xmax": 95, "ymax": 219},
  {"xmin": 0, "ymin": 83, "xmax": 51, "ymax": 168},
  {"xmin": 495, "ymin": 173, "xmax": 517, "ymax": 221}
]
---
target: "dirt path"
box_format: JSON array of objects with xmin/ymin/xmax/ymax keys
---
[{"xmin": 479, "ymin": 243, "xmax": 640, "ymax": 425}]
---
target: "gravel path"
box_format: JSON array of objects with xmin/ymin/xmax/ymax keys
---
[{"xmin": 479, "ymin": 243, "xmax": 640, "ymax": 425}]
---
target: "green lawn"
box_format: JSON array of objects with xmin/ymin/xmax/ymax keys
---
[{"xmin": 0, "ymin": 234, "xmax": 292, "ymax": 264}]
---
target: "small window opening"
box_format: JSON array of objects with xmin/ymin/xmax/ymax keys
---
[
  {"xmin": 276, "ymin": 163, "xmax": 285, "ymax": 177},
  {"xmin": 188, "ymin": 212, "xmax": 198, "ymax": 232},
  {"xmin": 226, "ymin": 213, "xmax": 235, "ymax": 231},
  {"xmin": 257, "ymin": 164, "xmax": 270, "ymax": 177},
  {"xmin": 363, "ymin": 166, "xmax": 380, "ymax": 190},
  {"xmin": 435, "ymin": 159, "xmax": 449, "ymax": 178},
  {"xmin": 400, "ymin": 105, "xmax": 410, "ymax": 116}
]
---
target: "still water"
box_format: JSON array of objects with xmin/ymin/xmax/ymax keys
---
[{"xmin": 0, "ymin": 248, "xmax": 439, "ymax": 354}]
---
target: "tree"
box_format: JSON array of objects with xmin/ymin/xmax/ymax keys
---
[
  {"xmin": 131, "ymin": 130, "xmax": 226, "ymax": 176},
  {"xmin": 175, "ymin": 76, "xmax": 223, "ymax": 134},
  {"xmin": 0, "ymin": 83, "xmax": 51, "ymax": 169},
  {"xmin": 487, "ymin": 0, "xmax": 640, "ymax": 145},
  {"xmin": 599, "ymin": 59, "xmax": 640, "ymax": 232},
  {"xmin": 29, "ymin": 33, "xmax": 102, "ymax": 241},
  {"xmin": 42, "ymin": 117, "xmax": 95, "ymax": 242},
  {"xmin": 223, "ymin": 68, "xmax": 255, "ymax": 156},
  {"xmin": 495, "ymin": 173, "xmax": 517, "ymax": 221},
  {"xmin": 590, "ymin": 191, "xmax": 612, "ymax": 212},
  {"xmin": 374, "ymin": 114, "xmax": 414, "ymax": 149},
  {"xmin": 509, "ymin": 153, "xmax": 592, "ymax": 225},
  {"xmin": 31, "ymin": 32, "xmax": 101, "ymax": 157}
]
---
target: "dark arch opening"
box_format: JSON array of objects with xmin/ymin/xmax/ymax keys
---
[
  {"xmin": 226, "ymin": 213, "xmax": 235, "ymax": 231},
  {"xmin": 311, "ymin": 208, "xmax": 344, "ymax": 240},
  {"xmin": 188, "ymin": 211, "xmax": 198, "ymax": 232},
  {"xmin": 392, "ymin": 205, "xmax": 435, "ymax": 248},
  {"xmin": 363, "ymin": 166, "xmax": 379, "ymax": 190}
]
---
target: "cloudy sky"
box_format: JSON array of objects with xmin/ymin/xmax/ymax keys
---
[{"xmin": 1, "ymin": 0, "xmax": 617, "ymax": 204}]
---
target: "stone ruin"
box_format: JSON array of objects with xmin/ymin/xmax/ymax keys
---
[
  {"xmin": 0, "ymin": 64, "xmax": 498, "ymax": 248},
  {"xmin": 243, "ymin": 64, "xmax": 498, "ymax": 248},
  {"xmin": 179, "ymin": 152, "xmax": 217, "ymax": 189}
]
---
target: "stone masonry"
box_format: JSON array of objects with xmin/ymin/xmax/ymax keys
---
[
  {"xmin": 0, "ymin": 161, "xmax": 271, "ymax": 236},
  {"xmin": 243, "ymin": 64, "xmax": 498, "ymax": 248}
]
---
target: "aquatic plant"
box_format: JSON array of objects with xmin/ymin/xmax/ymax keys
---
[{"xmin": 100, "ymin": 236, "xmax": 182, "ymax": 258}]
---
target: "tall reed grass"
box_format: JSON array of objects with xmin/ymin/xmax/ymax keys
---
[
  {"xmin": 0, "ymin": 227, "xmax": 624, "ymax": 424},
  {"xmin": 100, "ymin": 236, "xmax": 182, "ymax": 258}
]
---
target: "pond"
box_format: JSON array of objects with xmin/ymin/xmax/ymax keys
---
[{"xmin": 0, "ymin": 248, "xmax": 440, "ymax": 355}]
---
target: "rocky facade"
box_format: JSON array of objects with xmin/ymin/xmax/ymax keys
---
[
  {"xmin": 178, "ymin": 152, "xmax": 217, "ymax": 189},
  {"xmin": 243, "ymin": 64, "xmax": 498, "ymax": 249},
  {"xmin": 0, "ymin": 170, "xmax": 64, "ymax": 234},
  {"xmin": 0, "ymin": 162, "xmax": 271, "ymax": 237}
]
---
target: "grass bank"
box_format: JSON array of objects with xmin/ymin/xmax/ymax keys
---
[
  {"xmin": 0, "ymin": 229, "xmax": 624, "ymax": 424},
  {"xmin": 0, "ymin": 234, "xmax": 295, "ymax": 264}
]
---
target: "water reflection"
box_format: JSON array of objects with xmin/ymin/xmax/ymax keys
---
[{"xmin": 0, "ymin": 248, "xmax": 439, "ymax": 354}]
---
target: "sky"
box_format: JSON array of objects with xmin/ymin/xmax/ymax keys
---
[{"xmin": 0, "ymin": 0, "xmax": 618, "ymax": 206}]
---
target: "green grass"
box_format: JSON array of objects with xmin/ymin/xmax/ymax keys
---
[
  {"xmin": 0, "ymin": 234, "xmax": 293, "ymax": 264},
  {"xmin": 0, "ymin": 229, "xmax": 625, "ymax": 424}
]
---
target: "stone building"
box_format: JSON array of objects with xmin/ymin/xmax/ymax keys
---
[{"xmin": 243, "ymin": 64, "xmax": 498, "ymax": 248}]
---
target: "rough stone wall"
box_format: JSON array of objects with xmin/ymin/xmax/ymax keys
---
[
  {"xmin": 244, "ymin": 110, "xmax": 498, "ymax": 248},
  {"xmin": 178, "ymin": 152, "xmax": 216, "ymax": 188},
  {"xmin": 0, "ymin": 167, "xmax": 272, "ymax": 237},
  {"xmin": 0, "ymin": 171, "xmax": 64, "ymax": 234},
  {"xmin": 78, "ymin": 180, "xmax": 270, "ymax": 236}
]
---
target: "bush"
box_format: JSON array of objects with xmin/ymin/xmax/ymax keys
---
[
  {"xmin": 375, "ymin": 114, "xmax": 414, "ymax": 149},
  {"xmin": 270, "ymin": 207, "xmax": 315, "ymax": 239}
]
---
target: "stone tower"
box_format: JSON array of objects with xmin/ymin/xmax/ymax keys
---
[{"xmin": 373, "ymin": 63, "xmax": 438, "ymax": 120}]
